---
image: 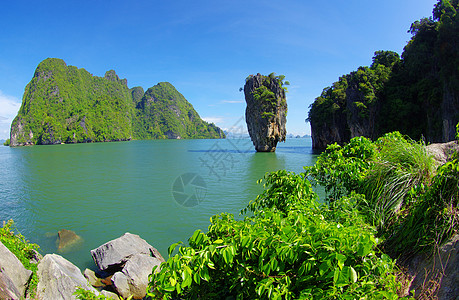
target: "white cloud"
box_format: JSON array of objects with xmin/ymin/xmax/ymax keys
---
[
  {"xmin": 202, "ymin": 116, "xmax": 224, "ymax": 124},
  {"xmin": 221, "ymin": 100, "xmax": 244, "ymax": 104},
  {"xmin": 0, "ymin": 91, "xmax": 21, "ymax": 139}
]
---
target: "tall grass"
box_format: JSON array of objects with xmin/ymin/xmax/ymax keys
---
[
  {"xmin": 361, "ymin": 132, "xmax": 437, "ymax": 232},
  {"xmin": 384, "ymin": 152, "xmax": 459, "ymax": 256}
]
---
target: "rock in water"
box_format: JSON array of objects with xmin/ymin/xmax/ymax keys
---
[
  {"xmin": 244, "ymin": 73, "xmax": 288, "ymax": 152},
  {"xmin": 57, "ymin": 229, "xmax": 83, "ymax": 253}
]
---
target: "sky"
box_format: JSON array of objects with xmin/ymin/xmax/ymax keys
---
[{"xmin": 0, "ymin": 0, "xmax": 438, "ymax": 140}]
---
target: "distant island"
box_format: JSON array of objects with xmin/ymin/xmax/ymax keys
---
[
  {"xmin": 9, "ymin": 58, "xmax": 224, "ymax": 147},
  {"xmin": 307, "ymin": 3, "xmax": 459, "ymax": 149}
]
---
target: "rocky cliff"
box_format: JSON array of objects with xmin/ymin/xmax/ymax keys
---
[
  {"xmin": 244, "ymin": 73, "xmax": 288, "ymax": 152},
  {"xmin": 10, "ymin": 58, "xmax": 224, "ymax": 146},
  {"xmin": 308, "ymin": 1, "xmax": 459, "ymax": 149}
]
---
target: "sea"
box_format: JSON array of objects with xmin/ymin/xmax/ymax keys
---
[{"xmin": 0, "ymin": 137, "xmax": 320, "ymax": 270}]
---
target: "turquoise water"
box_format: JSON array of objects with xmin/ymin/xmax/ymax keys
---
[{"xmin": 0, "ymin": 138, "xmax": 319, "ymax": 269}]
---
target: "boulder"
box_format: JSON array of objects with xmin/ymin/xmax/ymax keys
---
[
  {"xmin": 426, "ymin": 141, "xmax": 459, "ymax": 165},
  {"xmin": 91, "ymin": 232, "xmax": 164, "ymax": 272},
  {"xmin": 244, "ymin": 73, "xmax": 287, "ymax": 152},
  {"xmin": 36, "ymin": 254, "xmax": 98, "ymax": 300},
  {"xmin": 57, "ymin": 229, "xmax": 83, "ymax": 253},
  {"xmin": 0, "ymin": 272, "xmax": 23, "ymax": 299},
  {"xmin": 0, "ymin": 240, "xmax": 32, "ymax": 298},
  {"xmin": 403, "ymin": 234, "xmax": 459, "ymax": 299},
  {"xmin": 101, "ymin": 289, "xmax": 120, "ymax": 299},
  {"xmin": 112, "ymin": 253, "xmax": 162, "ymax": 299},
  {"xmin": 83, "ymin": 268, "xmax": 105, "ymax": 288}
]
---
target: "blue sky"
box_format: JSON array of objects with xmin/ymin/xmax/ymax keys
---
[{"xmin": 0, "ymin": 0, "xmax": 438, "ymax": 139}]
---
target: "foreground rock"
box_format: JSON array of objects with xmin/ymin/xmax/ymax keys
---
[
  {"xmin": 90, "ymin": 232, "xmax": 165, "ymax": 299},
  {"xmin": 91, "ymin": 232, "xmax": 164, "ymax": 272},
  {"xmin": 403, "ymin": 234, "xmax": 459, "ymax": 299},
  {"xmin": 426, "ymin": 141, "xmax": 459, "ymax": 165},
  {"xmin": 36, "ymin": 254, "xmax": 98, "ymax": 300},
  {"xmin": 0, "ymin": 241, "xmax": 32, "ymax": 299},
  {"xmin": 244, "ymin": 73, "xmax": 287, "ymax": 152},
  {"xmin": 57, "ymin": 229, "xmax": 83, "ymax": 253},
  {"xmin": 112, "ymin": 253, "xmax": 162, "ymax": 299}
]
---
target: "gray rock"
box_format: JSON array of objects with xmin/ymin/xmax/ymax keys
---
[
  {"xmin": 83, "ymin": 268, "xmax": 105, "ymax": 288},
  {"xmin": 0, "ymin": 272, "xmax": 22, "ymax": 299},
  {"xmin": 0, "ymin": 240, "xmax": 32, "ymax": 298},
  {"xmin": 244, "ymin": 73, "xmax": 287, "ymax": 152},
  {"xmin": 426, "ymin": 141, "xmax": 459, "ymax": 165},
  {"xmin": 36, "ymin": 254, "xmax": 98, "ymax": 300},
  {"xmin": 112, "ymin": 253, "xmax": 162, "ymax": 299},
  {"xmin": 403, "ymin": 234, "xmax": 459, "ymax": 299},
  {"xmin": 101, "ymin": 289, "xmax": 120, "ymax": 299},
  {"xmin": 57, "ymin": 229, "xmax": 83, "ymax": 253},
  {"xmin": 91, "ymin": 232, "xmax": 164, "ymax": 272}
]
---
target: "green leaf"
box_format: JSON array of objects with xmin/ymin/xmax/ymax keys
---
[{"xmin": 349, "ymin": 266, "xmax": 358, "ymax": 283}]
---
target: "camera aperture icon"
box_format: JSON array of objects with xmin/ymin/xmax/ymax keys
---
[{"xmin": 172, "ymin": 173, "xmax": 207, "ymax": 207}]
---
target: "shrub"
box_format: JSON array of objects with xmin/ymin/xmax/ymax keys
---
[{"xmin": 148, "ymin": 170, "xmax": 406, "ymax": 299}]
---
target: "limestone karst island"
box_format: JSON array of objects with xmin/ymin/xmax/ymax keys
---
[{"xmin": 9, "ymin": 58, "xmax": 224, "ymax": 147}]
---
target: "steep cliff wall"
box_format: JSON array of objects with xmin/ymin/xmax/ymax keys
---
[{"xmin": 244, "ymin": 73, "xmax": 287, "ymax": 152}]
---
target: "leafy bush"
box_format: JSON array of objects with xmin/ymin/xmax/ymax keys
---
[
  {"xmin": 304, "ymin": 136, "xmax": 377, "ymax": 202},
  {"xmin": 148, "ymin": 170, "xmax": 406, "ymax": 299}
]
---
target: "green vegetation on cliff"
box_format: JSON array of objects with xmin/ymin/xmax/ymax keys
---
[
  {"xmin": 308, "ymin": 0, "xmax": 459, "ymax": 148},
  {"xmin": 10, "ymin": 58, "xmax": 224, "ymax": 146},
  {"xmin": 134, "ymin": 82, "xmax": 224, "ymax": 139}
]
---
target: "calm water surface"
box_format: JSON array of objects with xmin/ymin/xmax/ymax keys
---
[{"xmin": 0, "ymin": 138, "xmax": 319, "ymax": 269}]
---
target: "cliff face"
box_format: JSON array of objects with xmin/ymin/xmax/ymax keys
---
[
  {"xmin": 308, "ymin": 65, "xmax": 384, "ymax": 149},
  {"xmin": 308, "ymin": 2, "xmax": 459, "ymax": 149},
  {"xmin": 10, "ymin": 58, "xmax": 224, "ymax": 146},
  {"xmin": 244, "ymin": 73, "xmax": 287, "ymax": 152}
]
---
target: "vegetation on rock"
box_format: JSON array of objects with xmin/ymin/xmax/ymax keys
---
[
  {"xmin": 244, "ymin": 73, "xmax": 288, "ymax": 152},
  {"xmin": 0, "ymin": 220, "xmax": 40, "ymax": 298},
  {"xmin": 9, "ymin": 58, "xmax": 224, "ymax": 146},
  {"xmin": 308, "ymin": 0, "xmax": 459, "ymax": 148}
]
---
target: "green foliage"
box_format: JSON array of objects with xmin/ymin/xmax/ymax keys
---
[
  {"xmin": 148, "ymin": 170, "xmax": 406, "ymax": 299},
  {"xmin": 74, "ymin": 287, "xmax": 132, "ymax": 299},
  {"xmin": 306, "ymin": 131, "xmax": 458, "ymax": 258},
  {"xmin": 0, "ymin": 219, "xmax": 40, "ymax": 298},
  {"xmin": 305, "ymin": 136, "xmax": 377, "ymax": 201},
  {"xmin": 361, "ymin": 132, "xmax": 436, "ymax": 231},
  {"xmin": 3, "ymin": 138, "xmax": 10, "ymax": 146},
  {"xmin": 133, "ymin": 82, "xmax": 224, "ymax": 139},
  {"xmin": 309, "ymin": 0, "xmax": 459, "ymax": 145},
  {"xmin": 384, "ymin": 152, "xmax": 459, "ymax": 256},
  {"xmin": 247, "ymin": 73, "xmax": 289, "ymax": 120}
]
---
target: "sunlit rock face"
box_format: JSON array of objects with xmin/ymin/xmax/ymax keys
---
[{"xmin": 244, "ymin": 73, "xmax": 287, "ymax": 152}]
